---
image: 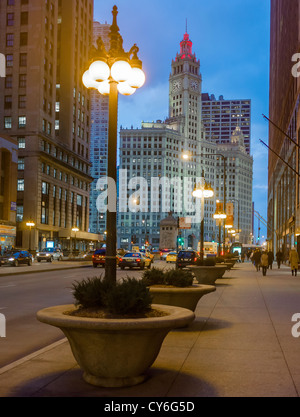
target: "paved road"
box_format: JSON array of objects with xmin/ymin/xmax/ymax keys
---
[{"xmin": 0, "ymin": 260, "xmax": 172, "ymax": 368}]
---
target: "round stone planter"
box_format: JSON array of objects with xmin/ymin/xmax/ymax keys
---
[
  {"xmin": 149, "ymin": 284, "xmax": 216, "ymax": 312},
  {"xmin": 187, "ymin": 265, "xmax": 228, "ymax": 285},
  {"xmin": 37, "ymin": 304, "xmax": 194, "ymax": 388}
]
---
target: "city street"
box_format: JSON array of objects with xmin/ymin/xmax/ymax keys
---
[
  {"xmin": 0, "ymin": 259, "xmax": 170, "ymax": 368},
  {"xmin": 1, "ymin": 261, "xmax": 300, "ymax": 397}
]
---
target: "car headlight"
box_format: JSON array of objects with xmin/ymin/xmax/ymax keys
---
[
  {"xmin": 9, "ymin": 258, "xmax": 14, "ymax": 261},
  {"xmin": 46, "ymin": 254, "xmax": 50, "ymax": 257}
]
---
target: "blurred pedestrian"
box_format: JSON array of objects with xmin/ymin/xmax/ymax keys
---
[
  {"xmin": 289, "ymin": 247, "xmax": 299, "ymax": 276},
  {"xmin": 261, "ymin": 251, "xmax": 269, "ymax": 276},
  {"xmin": 276, "ymin": 250, "xmax": 283, "ymax": 269},
  {"xmin": 267, "ymin": 250, "xmax": 274, "ymax": 269},
  {"xmin": 252, "ymin": 249, "xmax": 261, "ymax": 272}
]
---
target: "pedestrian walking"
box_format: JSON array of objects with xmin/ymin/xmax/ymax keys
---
[
  {"xmin": 261, "ymin": 251, "xmax": 269, "ymax": 276},
  {"xmin": 289, "ymin": 247, "xmax": 299, "ymax": 276},
  {"xmin": 252, "ymin": 249, "xmax": 261, "ymax": 272},
  {"xmin": 276, "ymin": 250, "xmax": 283, "ymax": 269},
  {"xmin": 267, "ymin": 250, "xmax": 274, "ymax": 269}
]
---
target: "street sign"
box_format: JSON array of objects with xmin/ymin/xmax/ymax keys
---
[{"xmin": 178, "ymin": 217, "xmax": 192, "ymax": 230}]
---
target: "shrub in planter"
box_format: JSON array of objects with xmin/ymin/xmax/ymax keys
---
[
  {"xmin": 71, "ymin": 276, "xmax": 153, "ymax": 317},
  {"xmin": 142, "ymin": 267, "xmax": 194, "ymax": 287},
  {"xmin": 196, "ymin": 258, "xmax": 216, "ymax": 267}
]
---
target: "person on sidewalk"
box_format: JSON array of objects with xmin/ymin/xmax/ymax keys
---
[
  {"xmin": 276, "ymin": 249, "xmax": 283, "ymax": 269},
  {"xmin": 252, "ymin": 249, "xmax": 261, "ymax": 272},
  {"xmin": 267, "ymin": 250, "xmax": 274, "ymax": 269},
  {"xmin": 289, "ymin": 247, "xmax": 299, "ymax": 276},
  {"xmin": 261, "ymin": 251, "xmax": 269, "ymax": 276}
]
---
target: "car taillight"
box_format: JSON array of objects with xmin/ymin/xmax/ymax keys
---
[
  {"xmin": 119, "ymin": 258, "xmax": 123, "ymax": 262},
  {"xmin": 194, "ymin": 257, "xmax": 197, "ymax": 262},
  {"xmin": 136, "ymin": 259, "xmax": 141, "ymax": 262}
]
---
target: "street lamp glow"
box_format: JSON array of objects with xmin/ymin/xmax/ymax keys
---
[
  {"xmin": 98, "ymin": 80, "xmax": 110, "ymax": 96},
  {"xmin": 72, "ymin": 227, "xmax": 79, "ymax": 233},
  {"xmin": 26, "ymin": 221, "xmax": 35, "ymax": 228},
  {"xmin": 127, "ymin": 67, "xmax": 146, "ymax": 89},
  {"xmin": 111, "ymin": 60, "xmax": 132, "ymax": 82},
  {"xmin": 89, "ymin": 60, "xmax": 110, "ymax": 82},
  {"xmin": 214, "ymin": 213, "xmax": 227, "ymax": 220},
  {"xmin": 117, "ymin": 81, "xmax": 136, "ymax": 96},
  {"xmin": 82, "ymin": 70, "xmax": 100, "ymax": 89}
]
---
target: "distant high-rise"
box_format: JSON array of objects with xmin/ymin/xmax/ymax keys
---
[
  {"xmin": 89, "ymin": 21, "xmax": 110, "ymax": 236},
  {"xmin": 0, "ymin": 0, "xmax": 100, "ymax": 251},
  {"xmin": 201, "ymin": 94, "xmax": 251, "ymax": 155}
]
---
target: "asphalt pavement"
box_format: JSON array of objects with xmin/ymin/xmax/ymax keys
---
[{"xmin": 0, "ymin": 261, "xmax": 300, "ymax": 398}]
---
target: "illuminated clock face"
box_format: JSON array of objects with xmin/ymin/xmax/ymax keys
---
[
  {"xmin": 173, "ymin": 80, "xmax": 181, "ymax": 91},
  {"xmin": 190, "ymin": 81, "xmax": 198, "ymax": 90}
]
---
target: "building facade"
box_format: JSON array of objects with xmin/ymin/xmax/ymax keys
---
[
  {"xmin": 0, "ymin": 0, "xmax": 101, "ymax": 252},
  {"xmin": 268, "ymin": 0, "xmax": 300, "ymax": 256},
  {"xmin": 89, "ymin": 20, "xmax": 110, "ymax": 236},
  {"xmin": 202, "ymin": 93, "xmax": 252, "ymax": 155},
  {"xmin": 117, "ymin": 31, "xmax": 254, "ymax": 251},
  {"xmin": 0, "ymin": 135, "xmax": 18, "ymax": 251}
]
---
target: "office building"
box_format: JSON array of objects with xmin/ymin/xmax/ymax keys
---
[
  {"xmin": 89, "ymin": 21, "xmax": 110, "ymax": 236},
  {"xmin": 202, "ymin": 93, "xmax": 251, "ymax": 155},
  {"xmin": 0, "ymin": 135, "xmax": 18, "ymax": 251},
  {"xmin": 0, "ymin": 0, "xmax": 100, "ymax": 251},
  {"xmin": 268, "ymin": 0, "xmax": 300, "ymax": 254}
]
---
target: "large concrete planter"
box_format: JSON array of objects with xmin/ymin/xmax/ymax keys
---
[
  {"xmin": 149, "ymin": 284, "xmax": 216, "ymax": 312},
  {"xmin": 187, "ymin": 265, "xmax": 228, "ymax": 285},
  {"xmin": 37, "ymin": 304, "xmax": 194, "ymax": 388}
]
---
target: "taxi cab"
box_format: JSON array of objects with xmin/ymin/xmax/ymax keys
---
[{"xmin": 166, "ymin": 252, "xmax": 177, "ymax": 263}]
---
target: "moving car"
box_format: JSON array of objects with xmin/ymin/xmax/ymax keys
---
[
  {"xmin": 166, "ymin": 252, "xmax": 178, "ymax": 263},
  {"xmin": 0, "ymin": 250, "xmax": 33, "ymax": 267},
  {"xmin": 92, "ymin": 248, "xmax": 106, "ymax": 268},
  {"xmin": 36, "ymin": 248, "xmax": 63, "ymax": 262},
  {"xmin": 139, "ymin": 249, "xmax": 154, "ymax": 263},
  {"xmin": 176, "ymin": 250, "xmax": 200, "ymax": 269},
  {"xmin": 119, "ymin": 252, "xmax": 151, "ymax": 270}
]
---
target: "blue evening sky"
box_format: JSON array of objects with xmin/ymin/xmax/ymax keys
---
[{"xmin": 94, "ymin": 0, "xmax": 271, "ymax": 242}]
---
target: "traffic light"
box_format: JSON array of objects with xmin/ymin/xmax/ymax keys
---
[{"xmin": 177, "ymin": 236, "xmax": 184, "ymax": 246}]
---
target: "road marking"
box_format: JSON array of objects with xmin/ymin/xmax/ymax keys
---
[{"xmin": 0, "ymin": 338, "xmax": 67, "ymax": 375}]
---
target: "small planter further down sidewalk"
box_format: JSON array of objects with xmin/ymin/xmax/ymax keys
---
[{"xmin": 187, "ymin": 265, "xmax": 228, "ymax": 285}]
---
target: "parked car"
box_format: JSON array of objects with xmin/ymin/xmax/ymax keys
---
[
  {"xmin": 0, "ymin": 250, "xmax": 33, "ymax": 267},
  {"xmin": 92, "ymin": 249, "xmax": 106, "ymax": 268},
  {"xmin": 166, "ymin": 252, "xmax": 178, "ymax": 263},
  {"xmin": 160, "ymin": 249, "xmax": 173, "ymax": 260},
  {"xmin": 119, "ymin": 252, "xmax": 151, "ymax": 270},
  {"xmin": 36, "ymin": 248, "xmax": 63, "ymax": 262},
  {"xmin": 176, "ymin": 250, "xmax": 200, "ymax": 269}
]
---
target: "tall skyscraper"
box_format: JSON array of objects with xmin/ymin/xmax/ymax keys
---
[
  {"xmin": 89, "ymin": 21, "xmax": 110, "ymax": 236},
  {"xmin": 268, "ymin": 0, "xmax": 300, "ymax": 254},
  {"xmin": 117, "ymin": 30, "xmax": 254, "ymax": 249},
  {"xmin": 201, "ymin": 94, "xmax": 251, "ymax": 155},
  {"xmin": 0, "ymin": 0, "xmax": 100, "ymax": 251}
]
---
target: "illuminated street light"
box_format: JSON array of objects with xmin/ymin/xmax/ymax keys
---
[
  {"xmin": 26, "ymin": 221, "xmax": 35, "ymax": 252},
  {"xmin": 82, "ymin": 6, "xmax": 145, "ymax": 284},
  {"xmin": 192, "ymin": 172, "xmax": 214, "ymax": 261}
]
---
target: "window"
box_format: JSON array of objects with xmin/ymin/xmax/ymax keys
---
[
  {"xmin": 19, "ymin": 53, "xmax": 27, "ymax": 67},
  {"xmin": 42, "ymin": 181, "xmax": 49, "ymax": 195},
  {"xmin": 6, "ymin": 54, "xmax": 13, "ymax": 67},
  {"xmin": 18, "ymin": 116, "xmax": 26, "ymax": 128},
  {"xmin": 20, "ymin": 12, "xmax": 28, "ymax": 25},
  {"xmin": 16, "ymin": 206, "xmax": 23, "ymax": 222},
  {"xmin": 18, "ymin": 137, "xmax": 26, "ymax": 149},
  {"xmin": 6, "ymin": 33, "xmax": 14, "ymax": 47},
  {"xmin": 18, "ymin": 157, "xmax": 25, "ymax": 170},
  {"xmin": 20, "ymin": 32, "xmax": 28, "ymax": 46},
  {"xmin": 19, "ymin": 74, "xmax": 26, "ymax": 88},
  {"xmin": 17, "ymin": 179, "xmax": 25, "ymax": 191},
  {"xmin": 18, "ymin": 95, "xmax": 26, "ymax": 109},
  {"xmin": 5, "ymin": 75, "xmax": 12, "ymax": 89},
  {"xmin": 7, "ymin": 13, "xmax": 14, "ymax": 26},
  {"xmin": 4, "ymin": 117, "xmax": 12, "ymax": 129},
  {"xmin": 4, "ymin": 95, "xmax": 12, "ymax": 109}
]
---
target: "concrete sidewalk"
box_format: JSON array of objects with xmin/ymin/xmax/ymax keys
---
[
  {"xmin": 0, "ymin": 260, "xmax": 92, "ymax": 277},
  {"xmin": 0, "ymin": 262, "xmax": 300, "ymax": 397}
]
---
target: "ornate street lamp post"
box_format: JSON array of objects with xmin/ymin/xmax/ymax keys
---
[
  {"xmin": 82, "ymin": 6, "xmax": 145, "ymax": 284},
  {"xmin": 26, "ymin": 221, "xmax": 35, "ymax": 252},
  {"xmin": 213, "ymin": 201, "xmax": 227, "ymax": 256},
  {"xmin": 192, "ymin": 172, "xmax": 214, "ymax": 261}
]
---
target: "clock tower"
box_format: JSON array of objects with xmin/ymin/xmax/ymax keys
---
[{"xmin": 168, "ymin": 31, "xmax": 203, "ymax": 144}]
